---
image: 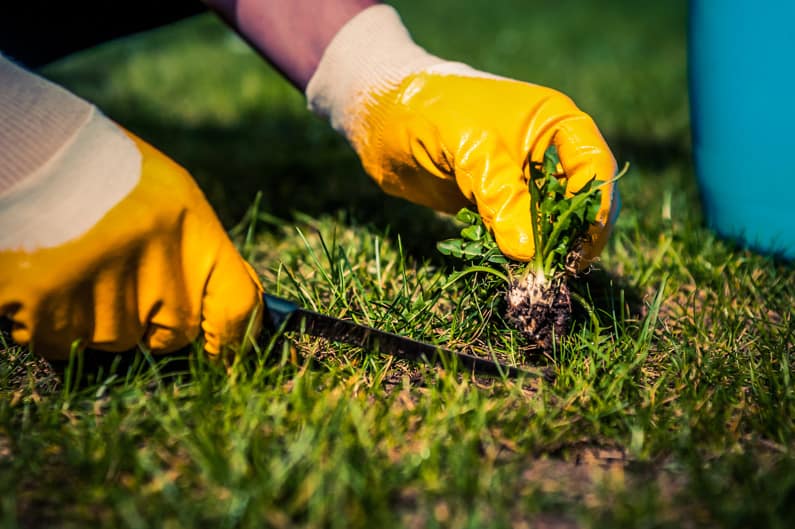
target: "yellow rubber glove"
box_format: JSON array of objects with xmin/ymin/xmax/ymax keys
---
[
  {"xmin": 307, "ymin": 5, "xmax": 619, "ymax": 262},
  {"xmin": 0, "ymin": 130, "xmax": 263, "ymax": 360},
  {"xmin": 0, "ymin": 65, "xmax": 263, "ymax": 361}
]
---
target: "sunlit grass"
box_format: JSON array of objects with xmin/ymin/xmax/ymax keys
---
[{"xmin": 2, "ymin": 1, "xmax": 794, "ymax": 527}]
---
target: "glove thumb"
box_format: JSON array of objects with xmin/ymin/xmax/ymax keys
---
[{"xmin": 200, "ymin": 243, "xmax": 264, "ymax": 357}]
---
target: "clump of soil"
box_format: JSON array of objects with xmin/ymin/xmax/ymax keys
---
[{"xmin": 505, "ymin": 271, "xmax": 572, "ymax": 350}]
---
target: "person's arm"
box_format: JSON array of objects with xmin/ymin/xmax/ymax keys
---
[
  {"xmin": 205, "ymin": 0, "xmax": 378, "ymax": 90},
  {"xmin": 209, "ymin": 2, "xmax": 619, "ymax": 263}
]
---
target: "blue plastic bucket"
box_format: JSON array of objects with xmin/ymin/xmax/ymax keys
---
[{"xmin": 689, "ymin": 1, "xmax": 795, "ymax": 259}]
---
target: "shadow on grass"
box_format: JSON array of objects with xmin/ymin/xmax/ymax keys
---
[
  {"xmin": 43, "ymin": 349, "xmax": 194, "ymax": 391},
  {"xmin": 610, "ymin": 133, "xmax": 692, "ymax": 174},
  {"xmin": 570, "ymin": 266, "xmax": 647, "ymax": 326}
]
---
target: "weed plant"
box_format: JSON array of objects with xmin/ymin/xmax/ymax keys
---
[
  {"xmin": 438, "ymin": 146, "xmax": 626, "ymax": 351},
  {"xmin": 2, "ymin": 2, "xmax": 795, "ymax": 528}
]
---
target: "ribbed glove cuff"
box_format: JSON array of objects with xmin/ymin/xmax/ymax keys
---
[
  {"xmin": 0, "ymin": 55, "xmax": 94, "ymax": 195},
  {"xmin": 0, "ymin": 55, "xmax": 141, "ymax": 250},
  {"xmin": 305, "ymin": 5, "xmax": 444, "ymax": 139}
]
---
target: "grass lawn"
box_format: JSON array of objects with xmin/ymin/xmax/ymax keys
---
[{"xmin": 2, "ymin": 1, "xmax": 795, "ymax": 527}]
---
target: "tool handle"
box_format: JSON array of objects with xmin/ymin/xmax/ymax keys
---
[{"xmin": 262, "ymin": 294, "xmax": 299, "ymax": 331}]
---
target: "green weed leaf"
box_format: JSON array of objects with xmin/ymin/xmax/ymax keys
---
[
  {"xmin": 460, "ymin": 241, "xmax": 485, "ymax": 258},
  {"xmin": 437, "ymin": 239, "xmax": 465, "ymax": 258},
  {"xmin": 461, "ymin": 225, "xmax": 485, "ymax": 242},
  {"xmin": 455, "ymin": 208, "xmax": 480, "ymax": 225}
]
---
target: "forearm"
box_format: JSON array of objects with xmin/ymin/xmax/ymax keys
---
[{"xmin": 205, "ymin": 0, "xmax": 379, "ymax": 90}]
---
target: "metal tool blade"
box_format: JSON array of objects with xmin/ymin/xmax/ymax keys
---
[{"xmin": 263, "ymin": 294, "xmax": 546, "ymax": 379}]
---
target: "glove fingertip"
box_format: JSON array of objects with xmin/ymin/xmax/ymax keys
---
[
  {"xmin": 491, "ymin": 221, "xmax": 535, "ymax": 262},
  {"xmin": 485, "ymin": 193, "xmax": 536, "ymax": 263},
  {"xmin": 201, "ymin": 254, "xmax": 264, "ymax": 358},
  {"xmin": 10, "ymin": 324, "xmax": 31, "ymax": 348}
]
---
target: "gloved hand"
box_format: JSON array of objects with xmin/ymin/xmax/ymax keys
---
[
  {"xmin": 307, "ymin": 5, "xmax": 619, "ymax": 262},
  {"xmin": 0, "ymin": 128, "xmax": 263, "ymax": 361},
  {"xmin": 0, "ymin": 58, "xmax": 262, "ymax": 360}
]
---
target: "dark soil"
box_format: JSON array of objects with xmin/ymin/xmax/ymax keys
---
[{"xmin": 505, "ymin": 273, "xmax": 572, "ymax": 350}]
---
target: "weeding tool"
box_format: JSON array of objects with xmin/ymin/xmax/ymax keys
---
[{"xmin": 262, "ymin": 294, "xmax": 550, "ymax": 380}]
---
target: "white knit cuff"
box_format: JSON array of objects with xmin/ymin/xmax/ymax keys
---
[
  {"xmin": 0, "ymin": 54, "xmax": 95, "ymax": 195},
  {"xmin": 0, "ymin": 56, "xmax": 141, "ymax": 251},
  {"xmin": 305, "ymin": 4, "xmax": 445, "ymax": 136}
]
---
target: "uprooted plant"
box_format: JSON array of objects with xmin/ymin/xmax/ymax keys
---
[{"xmin": 438, "ymin": 146, "xmax": 626, "ymax": 350}]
